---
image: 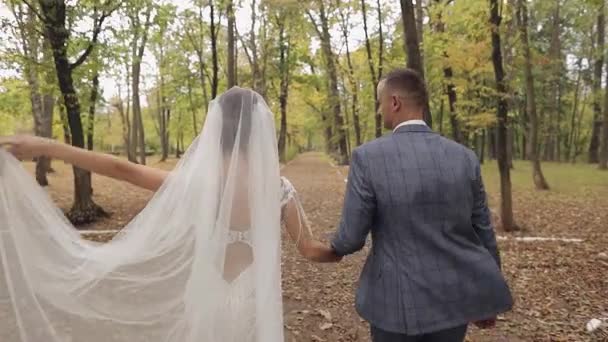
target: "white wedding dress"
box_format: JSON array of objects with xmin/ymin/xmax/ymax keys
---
[{"xmin": 0, "ymin": 87, "xmax": 305, "ymax": 341}]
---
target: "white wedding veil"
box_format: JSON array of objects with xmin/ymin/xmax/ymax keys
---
[{"xmin": 0, "ymin": 87, "xmax": 284, "ymax": 341}]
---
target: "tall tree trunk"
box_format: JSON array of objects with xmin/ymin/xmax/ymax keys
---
[
  {"xmin": 517, "ymin": 0, "xmax": 550, "ymax": 190},
  {"xmin": 308, "ymin": 2, "xmax": 349, "ymax": 163},
  {"xmin": 227, "ymin": 0, "xmax": 236, "ymax": 88},
  {"xmin": 87, "ymin": 73, "xmax": 99, "ymax": 151},
  {"xmin": 124, "ymin": 64, "xmax": 136, "ymax": 162},
  {"xmin": 130, "ymin": 5, "xmax": 153, "ymax": 165},
  {"xmin": 590, "ymin": 4, "xmax": 604, "ymax": 163},
  {"xmin": 157, "ymin": 31, "xmax": 170, "ymax": 162},
  {"xmin": 38, "ymin": 0, "xmax": 107, "ymax": 225},
  {"xmin": 320, "ymin": 2, "xmax": 348, "ymax": 164},
  {"xmin": 307, "ymin": 61, "xmax": 333, "ymax": 151},
  {"xmin": 400, "ymin": 0, "xmax": 432, "ymax": 127},
  {"xmin": 488, "ymin": 128, "xmax": 496, "ymax": 160},
  {"xmin": 361, "ymin": 0, "xmax": 384, "ymax": 138},
  {"xmin": 432, "ymin": 0, "xmax": 462, "ymax": 142},
  {"xmin": 600, "ymin": 55, "xmax": 608, "ymax": 170},
  {"xmin": 115, "ymin": 84, "xmax": 132, "ymax": 157},
  {"xmin": 182, "ymin": 1, "xmax": 209, "ymax": 115},
  {"xmin": 489, "ymin": 0, "xmax": 519, "ymax": 231},
  {"xmin": 546, "ymin": 0, "xmax": 561, "ymax": 162},
  {"xmin": 567, "ymin": 59, "xmax": 583, "ymax": 162},
  {"xmin": 209, "ymin": 0, "xmax": 220, "ymax": 99},
  {"xmin": 338, "ymin": 4, "xmax": 362, "ymax": 147},
  {"xmin": 480, "ymin": 129, "xmax": 486, "ymax": 164},
  {"xmin": 186, "ymin": 74, "xmax": 199, "ymax": 134},
  {"xmin": 416, "ymin": 0, "xmax": 424, "ymax": 58},
  {"xmin": 58, "ymin": 99, "xmax": 71, "ymax": 144},
  {"xmin": 18, "ymin": 6, "xmax": 53, "ymax": 185},
  {"xmin": 277, "ymin": 18, "xmax": 291, "ymax": 163}
]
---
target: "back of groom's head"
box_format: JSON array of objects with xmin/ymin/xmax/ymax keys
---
[{"xmin": 379, "ymin": 68, "xmax": 428, "ymax": 111}]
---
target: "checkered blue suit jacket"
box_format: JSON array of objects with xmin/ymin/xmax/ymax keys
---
[{"xmin": 331, "ymin": 124, "xmax": 513, "ymax": 335}]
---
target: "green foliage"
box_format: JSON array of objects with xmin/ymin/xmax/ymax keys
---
[{"xmin": 0, "ymin": 0, "xmax": 602, "ymax": 163}]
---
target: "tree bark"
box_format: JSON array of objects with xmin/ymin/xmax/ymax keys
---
[
  {"xmin": 130, "ymin": 5, "xmax": 152, "ymax": 165},
  {"xmin": 87, "ymin": 73, "xmax": 99, "ymax": 151},
  {"xmin": 416, "ymin": 0, "xmax": 424, "ymax": 57},
  {"xmin": 339, "ymin": 3, "xmax": 361, "ymax": 147},
  {"xmin": 590, "ymin": 4, "xmax": 604, "ymax": 163},
  {"xmin": 227, "ymin": 0, "xmax": 237, "ymax": 88},
  {"xmin": 517, "ymin": 0, "xmax": 550, "ymax": 190},
  {"xmin": 567, "ymin": 59, "xmax": 583, "ymax": 162},
  {"xmin": 209, "ymin": 0, "xmax": 220, "ymax": 99},
  {"xmin": 600, "ymin": 53, "xmax": 608, "ymax": 170},
  {"xmin": 361, "ymin": 0, "xmax": 377, "ymax": 136},
  {"xmin": 186, "ymin": 74, "xmax": 199, "ymax": 134},
  {"xmin": 308, "ymin": 2, "xmax": 349, "ymax": 163},
  {"xmin": 489, "ymin": 0, "xmax": 519, "ymax": 231},
  {"xmin": 400, "ymin": 0, "xmax": 432, "ymax": 127},
  {"xmin": 432, "ymin": 0, "xmax": 462, "ymax": 143},
  {"xmin": 16, "ymin": 5, "xmax": 54, "ymax": 185},
  {"xmin": 277, "ymin": 16, "xmax": 291, "ymax": 163},
  {"xmin": 114, "ymin": 84, "xmax": 132, "ymax": 157},
  {"xmin": 546, "ymin": 0, "xmax": 561, "ymax": 162},
  {"xmin": 38, "ymin": 0, "xmax": 108, "ymax": 225}
]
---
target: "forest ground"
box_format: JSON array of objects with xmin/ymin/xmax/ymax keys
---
[{"xmin": 21, "ymin": 153, "xmax": 608, "ymax": 342}]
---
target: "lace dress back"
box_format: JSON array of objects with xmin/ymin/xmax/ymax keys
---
[{"xmin": 216, "ymin": 177, "xmax": 297, "ymax": 341}]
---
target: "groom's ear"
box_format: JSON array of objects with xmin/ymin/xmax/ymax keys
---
[{"xmin": 392, "ymin": 95, "xmax": 401, "ymax": 111}]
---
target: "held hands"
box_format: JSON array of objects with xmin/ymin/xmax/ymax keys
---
[{"xmin": 0, "ymin": 135, "xmax": 53, "ymax": 160}]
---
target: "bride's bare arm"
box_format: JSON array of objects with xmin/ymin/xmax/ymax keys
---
[
  {"xmin": 282, "ymin": 199, "xmax": 341, "ymax": 263},
  {"xmin": 0, "ymin": 135, "xmax": 169, "ymax": 191}
]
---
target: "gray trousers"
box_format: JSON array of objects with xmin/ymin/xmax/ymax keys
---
[{"xmin": 371, "ymin": 324, "xmax": 468, "ymax": 342}]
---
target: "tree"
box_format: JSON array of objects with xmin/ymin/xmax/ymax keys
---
[
  {"xmin": 600, "ymin": 45, "xmax": 608, "ymax": 170},
  {"xmin": 271, "ymin": 3, "xmax": 296, "ymax": 162},
  {"xmin": 400, "ymin": 0, "xmax": 432, "ymax": 127},
  {"xmin": 489, "ymin": 0, "xmax": 519, "ymax": 231},
  {"xmin": 338, "ymin": 1, "xmax": 362, "ymax": 147},
  {"xmin": 544, "ymin": 0, "xmax": 562, "ymax": 162},
  {"xmin": 209, "ymin": 0, "xmax": 221, "ymax": 99},
  {"xmin": 589, "ymin": 2, "xmax": 604, "ymax": 164},
  {"xmin": 307, "ymin": 1, "xmax": 349, "ymax": 164},
  {"xmin": 181, "ymin": 2, "xmax": 210, "ymax": 113},
  {"xmin": 33, "ymin": 0, "xmax": 117, "ymax": 224},
  {"xmin": 236, "ymin": 0, "xmax": 270, "ymax": 97},
  {"xmin": 7, "ymin": 2, "xmax": 55, "ymax": 186},
  {"xmin": 151, "ymin": 4, "xmax": 175, "ymax": 161},
  {"xmin": 127, "ymin": 0, "xmax": 154, "ymax": 165},
  {"xmin": 517, "ymin": 0, "xmax": 550, "ymax": 190},
  {"xmin": 431, "ymin": 0, "xmax": 462, "ymax": 143},
  {"xmin": 227, "ymin": 0, "xmax": 237, "ymax": 88},
  {"xmin": 361, "ymin": 0, "xmax": 385, "ymax": 138}
]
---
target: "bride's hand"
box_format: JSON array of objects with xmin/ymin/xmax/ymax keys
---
[{"xmin": 0, "ymin": 135, "xmax": 54, "ymax": 160}]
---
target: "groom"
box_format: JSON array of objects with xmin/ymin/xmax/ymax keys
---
[{"xmin": 328, "ymin": 68, "xmax": 513, "ymax": 341}]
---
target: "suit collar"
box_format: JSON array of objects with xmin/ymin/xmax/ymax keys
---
[{"xmin": 393, "ymin": 124, "xmax": 434, "ymax": 134}]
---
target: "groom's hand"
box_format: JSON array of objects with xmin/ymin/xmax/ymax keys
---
[{"xmin": 474, "ymin": 318, "xmax": 496, "ymax": 329}]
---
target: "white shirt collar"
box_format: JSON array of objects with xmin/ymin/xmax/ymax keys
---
[{"xmin": 393, "ymin": 120, "xmax": 427, "ymax": 133}]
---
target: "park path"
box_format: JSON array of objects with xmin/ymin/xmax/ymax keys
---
[{"xmin": 279, "ymin": 153, "xmax": 367, "ymax": 342}]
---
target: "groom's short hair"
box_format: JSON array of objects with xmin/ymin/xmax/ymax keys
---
[{"xmin": 381, "ymin": 68, "xmax": 428, "ymax": 109}]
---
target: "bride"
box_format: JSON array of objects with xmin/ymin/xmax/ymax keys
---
[{"xmin": 0, "ymin": 87, "xmax": 340, "ymax": 341}]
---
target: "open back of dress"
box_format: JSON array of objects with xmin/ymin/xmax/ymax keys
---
[{"xmin": 0, "ymin": 87, "xmax": 284, "ymax": 341}]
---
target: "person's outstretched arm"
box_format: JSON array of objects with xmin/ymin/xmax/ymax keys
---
[
  {"xmin": 282, "ymin": 198, "xmax": 342, "ymax": 263},
  {"xmin": 0, "ymin": 135, "xmax": 169, "ymax": 192}
]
